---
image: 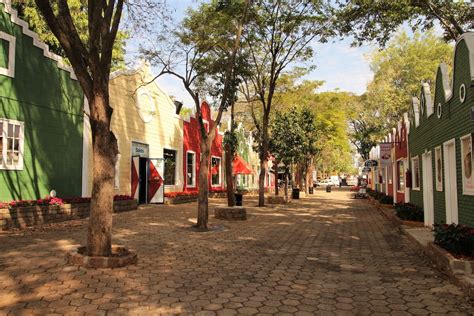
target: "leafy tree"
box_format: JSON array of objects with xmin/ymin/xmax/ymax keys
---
[
  {"xmin": 142, "ymin": 0, "xmax": 250, "ymax": 230},
  {"xmin": 332, "ymin": 0, "xmax": 474, "ymax": 46},
  {"xmin": 347, "ymin": 31, "xmax": 453, "ymax": 160},
  {"xmin": 239, "ymin": 0, "xmax": 332, "ymax": 206},
  {"xmin": 34, "ymin": 0, "xmax": 161, "ymax": 257},
  {"xmin": 14, "ymin": 0, "xmax": 128, "ymax": 69},
  {"xmin": 269, "ymin": 110, "xmax": 304, "ymax": 201}
]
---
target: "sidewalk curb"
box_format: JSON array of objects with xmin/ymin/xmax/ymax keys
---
[{"xmin": 366, "ymin": 199, "xmax": 474, "ymax": 301}]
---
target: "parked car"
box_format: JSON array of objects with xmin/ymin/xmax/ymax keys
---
[{"xmin": 318, "ymin": 179, "xmax": 334, "ymax": 186}]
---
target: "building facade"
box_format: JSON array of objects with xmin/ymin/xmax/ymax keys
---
[
  {"xmin": 0, "ymin": 0, "xmax": 84, "ymax": 201},
  {"xmin": 83, "ymin": 63, "xmax": 184, "ymax": 204},
  {"xmin": 408, "ymin": 33, "xmax": 474, "ymax": 227},
  {"xmin": 182, "ymin": 101, "xmax": 224, "ymax": 193}
]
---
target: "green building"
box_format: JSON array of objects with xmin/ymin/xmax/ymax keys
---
[
  {"xmin": 0, "ymin": 0, "xmax": 84, "ymax": 201},
  {"xmin": 408, "ymin": 33, "xmax": 474, "ymax": 227}
]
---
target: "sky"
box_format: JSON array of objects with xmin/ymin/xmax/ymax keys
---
[{"xmin": 125, "ymin": 0, "xmax": 375, "ymax": 108}]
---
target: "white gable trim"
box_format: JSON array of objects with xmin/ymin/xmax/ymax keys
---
[
  {"xmin": 422, "ymin": 82, "xmax": 434, "ymax": 117},
  {"xmin": 0, "ymin": 0, "xmax": 77, "ymax": 80},
  {"xmin": 412, "ymin": 97, "xmax": 420, "ymax": 127}
]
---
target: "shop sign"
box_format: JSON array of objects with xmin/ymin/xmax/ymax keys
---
[
  {"xmin": 380, "ymin": 143, "xmax": 392, "ymax": 166},
  {"xmin": 132, "ymin": 142, "xmax": 149, "ymax": 157}
]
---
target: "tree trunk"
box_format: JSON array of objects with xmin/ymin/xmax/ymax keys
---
[
  {"xmin": 197, "ymin": 138, "xmax": 211, "ymax": 230},
  {"xmin": 274, "ymin": 165, "xmax": 279, "ymax": 196},
  {"xmin": 87, "ymin": 92, "xmax": 118, "ymax": 257},
  {"xmin": 306, "ymin": 162, "xmax": 314, "ymax": 194},
  {"xmin": 225, "ymin": 143, "xmax": 235, "ymax": 207},
  {"xmin": 258, "ymin": 113, "xmax": 270, "ymax": 207},
  {"xmin": 284, "ymin": 167, "xmax": 289, "ymax": 203}
]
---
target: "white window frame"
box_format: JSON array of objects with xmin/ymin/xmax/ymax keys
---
[
  {"xmin": 211, "ymin": 156, "xmax": 222, "ymax": 187},
  {"xmin": 411, "ymin": 156, "xmax": 421, "ymax": 191},
  {"xmin": 114, "ymin": 139, "xmax": 121, "ymax": 190},
  {"xmin": 186, "ymin": 150, "xmax": 196, "ymax": 188},
  {"xmin": 460, "ymin": 133, "xmax": 474, "ymax": 195},
  {"xmin": 0, "ymin": 118, "xmax": 24, "ymax": 170},
  {"xmin": 0, "ymin": 31, "xmax": 16, "ymax": 78},
  {"xmin": 435, "ymin": 146, "xmax": 443, "ymax": 191},
  {"xmin": 164, "ymin": 148, "xmax": 178, "ymax": 187}
]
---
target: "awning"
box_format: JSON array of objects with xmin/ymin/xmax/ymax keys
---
[{"xmin": 233, "ymin": 155, "xmax": 253, "ymax": 175}]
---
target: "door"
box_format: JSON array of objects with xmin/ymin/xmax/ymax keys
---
[
  {"xmin": 444, "ymin": 140, "xmax": 458, "ymax": 224},
  {"xmin": 422, "ymin": 152, "xmax": 434, "ymax": 226},
  {"xmin": 148, "ymin": 158, "xmax": 165, "ymax": 204},
  {"xmin": 131, "ymin": 156, "xmax": 140, "ymax": 201},
  {"xmin": 138, "ymin": 157, "xmax": 148, "ymax": 204}
]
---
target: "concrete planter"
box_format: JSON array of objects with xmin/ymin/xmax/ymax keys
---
[
  {"xmin": 165, "ymin": 195, "xmax": 198, "ymax": 205},
  {"xmin": 214, "ymin": 206, "xmax": 247, "ymax": 220},
  {"xmin": 267, "ymin": 196, "xmax": 288, "ymax": 204}
]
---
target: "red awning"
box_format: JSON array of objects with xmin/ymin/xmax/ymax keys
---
[{"xmin": 233, "ymin": 155, "xmax": 253, "ymax": 175}]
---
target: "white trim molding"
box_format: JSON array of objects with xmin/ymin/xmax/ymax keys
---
[
  {"xmin": 411, "ymin": 156, "xmax": 421, "ymax": 191},
  {"xmin": 0, "ymin": 118, "xmax": 24, "ymax": 170},
  {"xmin": 0, "ymin": 0, "xmax": 77, "ymax": 80},
  {"xmin": 185, "ymin": 150, "xmax": 196, "ymax": 188},
  {"xmin": 460, "ymin": 133, "xmax": 474, "ymax": 195},
  {"xmin": 0, "ymin": 31, "xmax": 15, "ymax": 77}
]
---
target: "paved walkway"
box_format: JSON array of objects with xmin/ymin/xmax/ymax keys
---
[{"xmin": 0, "ymin": 190, "xmax": 473, "ymax": 315}]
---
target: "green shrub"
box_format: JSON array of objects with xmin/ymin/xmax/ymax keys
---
[
  {"xmin": 394, "ymin": 203, "xmax": 424, "ymax": 222},
  {"xmin": 433, "ymin": 224, "xmax": 474, "ymax": 257},
  {"xmin": 379, "ymin": 195, "xmax": 393, "ymax": 205}
]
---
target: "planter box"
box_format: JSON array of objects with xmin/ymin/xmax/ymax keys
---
[
  {"xmin": 267, "ymin": 196, "xmax": 288, "ymax": 204},
  {"xmin": 0, "ymin": 200, "xmax": 137, "ymax": 230},
  {"xmin": 165, "ymin": 195, "xmax": 198, "ymax": 205}
]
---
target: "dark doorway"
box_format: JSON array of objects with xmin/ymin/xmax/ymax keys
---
[{"xmin": 139, "ymin": 157, "xmax": 148, "ymax": 204}]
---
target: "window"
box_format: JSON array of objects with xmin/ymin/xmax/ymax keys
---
[
  {"xmin": 186, "ymin": 151, "xmax": 196, "ymax": 187},
  {"xmin": 0, "ymin": 31, "xmax": 15, "ymax": 78},
  {"xmin": 435, "ymin": 147, "xmax": 443, "ymax": 191},
  {"xmin": 387, "ymin": 164, "xmax": 393, "ymax": 184},
  {"xmin": 1, "ymin": 119, "xmax": 24, "ymax": 170},
  {"xmin": 203, "ymin": 120, "xmax": 210, "ymax": 133},
  {"xmin": 114, "ymin": 153, "xmax": 121, "ymax": 190},
  {"xmin": 164, "ymin": 149, "xmax": 177, "ymax": 186},
  {"xmin": 411, "ymin": 156, "xmax": 420, "ymax": 190},
  {"xmin": 460, "ymin": 134, "xmax": 474, "ymax": 195},
  {"xmin": 211, "ymin": 157, "xmax": 221, "ymax": 186},
  {"xmin": 397, "ymin": 160, "xmax": 405, "ymax": 191}
]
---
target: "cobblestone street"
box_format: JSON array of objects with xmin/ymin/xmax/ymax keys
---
[{"xmin": 0, "ymin": 189, "xmax": 473, "ymax": 315}]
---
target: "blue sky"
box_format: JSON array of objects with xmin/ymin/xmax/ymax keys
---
[{"xmin": 125, "ymin": 0, "xmax": 374, "ymax": 108}]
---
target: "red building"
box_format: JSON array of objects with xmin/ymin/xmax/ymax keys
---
[
  {"xmin": 393, "ymin": 115, "xmax": 409, "ymax": 203},
  {"xmin": 182, "ymin": 101, "xmax": 224, "ymax": 192}
]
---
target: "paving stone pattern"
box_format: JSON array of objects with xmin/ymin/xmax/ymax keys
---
[{"xmin": 0, "ymin": 190, "xmax": 473, "ymax": 315}]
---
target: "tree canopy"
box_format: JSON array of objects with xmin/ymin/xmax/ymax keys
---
[
  {"xmin": 332, "ymin": 0, "xmax": 474, "ymax": 46},
  {"xmin": 15, "ymin": 0, "xmax": 128, "ymax": 69}
]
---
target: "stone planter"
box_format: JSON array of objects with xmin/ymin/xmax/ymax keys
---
[
  {"xmin": 214, "ymin": 206, "xmax": 247, "ymax": 220},
  {"xmin": 66, "ymin": 245, "xmax": 137, "ymax": 269},
  {"xmin": 165, "ymin": 195, "xmax": 198, "ymax": 205},
  {"xmin": 267, "ymin": 196, "xmax": 288, "ymax": 204},
  {"xmin": 1, "ymin": 200, "xmax": 138, "ymax": 230}
]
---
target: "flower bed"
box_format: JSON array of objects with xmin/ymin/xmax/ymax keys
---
[
  {"xmin": 0, "ymin": 195, "xmax": 137, "ymax": 230},
  {"xmin": 164, "ymin": 192, "xmax": 198, "ymax": 205}
]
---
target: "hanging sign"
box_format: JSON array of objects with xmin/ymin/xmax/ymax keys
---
[
  {"xmin": 132, "ymin": 142, "xmax": 149, "ymax": 158},
  {"xmin": 364, "ymin": 160, "xmax": 378, "ymax": 167},
  {"xmin": 362, "ymin": 167, "xmax": 371, "ymax": 173},
  {"xmin": 380, "ymin": 143, "xmax": 392, "ymax": 166}
]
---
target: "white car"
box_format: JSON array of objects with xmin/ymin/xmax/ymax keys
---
[{"xmin": 318, "ymin": 179, "xmax": 335, "ymax": 186}]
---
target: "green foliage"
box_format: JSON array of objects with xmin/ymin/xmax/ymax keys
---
[
  {"xmin": 434, "ymin": 224, "xmax": 474, "ymax": 257},
  {"xmin": 349, "ymin": 31, "xmax": 453, "ymax": 160},
  {"xmin": 332, "ymin": 0, "xmax": 473, "ymax": 46},
  {"xmin": 14, "ymin": 0, "xmax": 128, "ymax": 69},
  {"xmin": 269, "ymin": 110, "xmax": 305, "ymax": 167},
  {"xmin": 223, "ymin": 130, "xmax": 239, "ymax": 158},
  {"xmin": 394, "ymin": 203, "xmax": 424, "ymax": 222}
]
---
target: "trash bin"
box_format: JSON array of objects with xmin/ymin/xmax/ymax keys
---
[
  {"xmin": 235, "ymin": 193, "xmax": 243, "ymax": 206},
  {"xmin": 292, "ymin": 188, "xmax": 300, "ymax": 199},
  {"xmin": 308, "ymin": 187, "xmax": 314, "ymax": 194},
  {"xmin": 326, "ymin": 185, "xmax": 332, "ymax": 193}
]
